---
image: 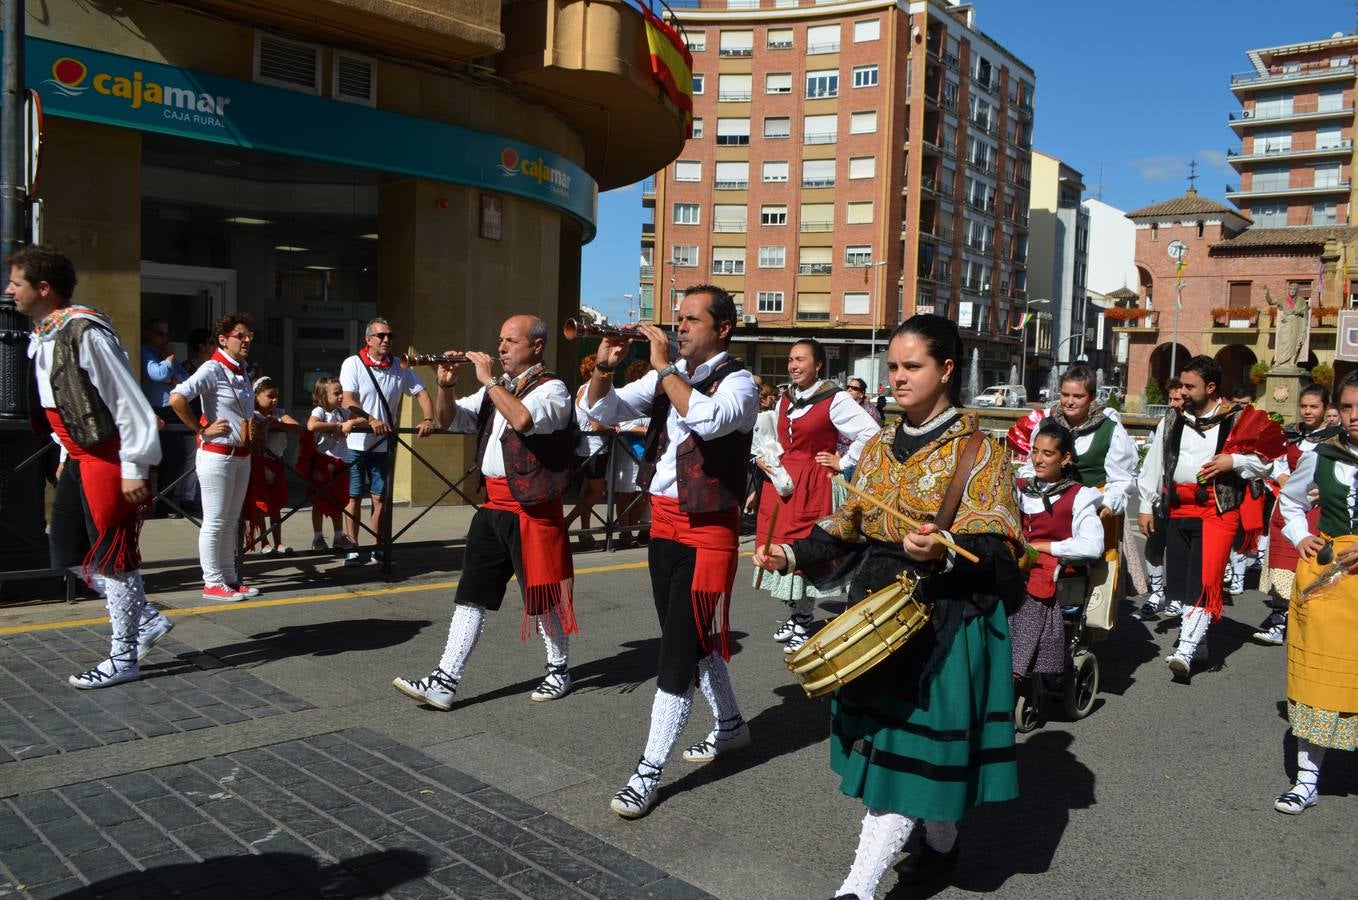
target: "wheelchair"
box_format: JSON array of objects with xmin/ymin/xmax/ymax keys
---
[{"xmin": 1013, "ymin": 561, "xmax": 1102, "ymax": 734}]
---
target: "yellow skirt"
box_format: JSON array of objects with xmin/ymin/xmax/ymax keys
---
[{"xmin": 1290, "ymin": 534, "xmax": 1358, "ymax": 713}]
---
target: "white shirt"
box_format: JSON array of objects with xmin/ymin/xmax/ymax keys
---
[
  {"xmin": 1280, "ymin": 444, "xmax": 1357, "ymax": 548},
  {"xmin": 574, "ymin": 384, "xmax": 609, "ymax": 457},
  {"xmin": 339, "ymin": 354, "xmax": 426, "ymax": 452},
  {"xmin": 1270, "ymin": 431, "xmax": 1326, "ymax": 481},
  {"xmin": 1018, "ymin": 483, "xmax": 1106, "ymax": 562},
  {"xmin": 1018, "ymin": 409, "xmax": 1138, "ymax": 514},
  {"xmin": 783, "ymin": 380, "xmax": 880, "ymax": 472},
  {"xmin": 445, "ymin": 373, "xmax": 573, "ymax": 478},
  {"xmin": 579, "ymin": 351, "xmax": 758, "ymax": 499},
  {"xmin": 171, "ymin": 356, "xmax": 254, "ymax": 450},
  {"xmin": 310, "ymin": 406, "xmax": 349, "ymax": 459},
  {"xmin": 1136, "ymin": 404, "xmax": 1273, "ymax": 509},
  {"xmin": 29, "ymin": 313, "xmax": 161, "ymax": 479},
  {"xmin": 253, "ymin": 408, "xmax": 289, "ymax": 458}
]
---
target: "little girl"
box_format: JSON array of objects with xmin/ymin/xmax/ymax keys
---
[
  {"xmin": 1013, "ymin": 422, "xmax": 1104, "ymax": 679},
  {"xmin": 305, "ymin": 377, "xmax": 357, "ymax": 551},
  {"xmin": 246, "ymin": 377, "xmax": 302, "ymax": 554}
]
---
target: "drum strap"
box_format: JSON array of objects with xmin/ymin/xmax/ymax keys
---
[{"xmin": 935, "ymin": 430, "xmax": 984, "ymax": 532}]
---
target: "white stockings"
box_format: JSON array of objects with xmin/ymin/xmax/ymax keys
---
[
  {"xmin": 535, "ymin": 607, "xmax": 571, "ymax": 670},
  {"xmin": 1178, "ymin": 605, "xmax": 1211, "ymax": 660},
  {"xmin": 837, "ymin": 809, "xmax": 915, "ymax": 899},
  {"xmin": 438, "ymin": 604, "xmax": 487, "ymax": 680},
  {"xmin": 1295, "ymin": 739, "xmax": 1325, "ymax": 800},
  {"xmin": 631, "ymin": 687, "xmax": 694, "ymax": 792},
  {"xmin": 697, "ymin": 652, "xmax": 743, "ymax": 734},
  {"xmin": 102, "ymin": 571, "xmax": 147, "ymax": 670}
]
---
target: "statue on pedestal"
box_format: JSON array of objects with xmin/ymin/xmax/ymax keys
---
[{"xmin": 1267, "ymin": 285, "xmax": 1309, "ymax": 371}]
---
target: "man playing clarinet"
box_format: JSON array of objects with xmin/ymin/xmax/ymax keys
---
[
  {"xmin": 580, "ymin": 284, "xmax": 758, "ymax": 818},
  {"xmin": 392, "ymin": 315, "xmax": 577, "ymax": 708}
]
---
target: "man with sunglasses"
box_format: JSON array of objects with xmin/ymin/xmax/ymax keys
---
[
  {"xmin": 170, "ymin": 314, "xmax": 262, "ymax": 602},
  {"xmin": 339, "ymin": 317, "xmax": 437, "ymax": 566}
]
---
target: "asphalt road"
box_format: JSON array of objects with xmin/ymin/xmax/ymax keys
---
[{"xmin": 1, "ymin": 540, "xmax": 1354, "ymax": 899}]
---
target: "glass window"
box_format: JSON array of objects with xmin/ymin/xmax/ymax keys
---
[
  {"xmin": 767, "ymin": 27, "xmax": 794, "ymax": 49},
  {"xmin": 713, "ymin": 204, "xmax": 748, "ymax": 232},
  {"xmin": 1254, "ymin": 126, "xmax": 1290, "ymax": 155},
  {"xmin": 674, "ymin": 160, "xmax": 701, "ymax": 182},
  {"xmin": 763, "ymin": 160, "xmax": 789, "ymax": 182},
  {"xmin": 764, "ymin": 116, "xmax": 791, "ymax": 138},
  {"xmin": 807, "ymin": 24, "xmax": 839, "ymax": 54},
  {"xmin": 848, "ymin": 156, "xmax": 875, "ymax": 179},
  {"xmin": 692, "ymin": 74, "xmax": 704, "ymax": 95},
  {"xmin": 853, "ymin": 19, "xmax": 880, "ymax": 42},
  {"xmin": 715, "ymin": 161, "xmax": 750, "ymax": 189},
  {"xmin": 672, "ymin": 245, "xmax": 699, "ymax": 267},
  {"xmin": 797, "ymin": 292, "xmax": 831, "ymax": 321},
  {"xmin": 1315, "ymin": 162, "xmax": 1342, "ymax": 187},
  {"xmin": 847, "ymin": 201, "xmax": 874, "ymax": 224},
  {"xmin": 850, "ymin": 110, "xmax": 877, "ymax": 134},
  {"xmin": 802, "ymin": 159, "xmax": 835, "ymax": 188},
  {"xmin": 804, "ymin": 113, "xmax": 837, "ymax": 144},
  {"xmin": 1316, "ymin": 125, "xmax": 1343, "ymax": 150},
  {"xmin": 845, "ymin": 245, "xmax": 872, "ymax": 266},
  {"xmin": 716, "ymin": 118, "xmax": 751, "ymax": 146},
  {"xmin": 691, "ymin": 117, "xmax": 704, "ymax": 139},
  {"xmin": 843, "ymin": 292, "xmax": 870, "ymax": 315},
  {"xmin": 718, "ymin": 73, "xmax": 753, "ymax": 101},
  {"xmin": 719, "ymin": 30, "xmax": 754, "ymax": 57},
  {"xmin": 757, "ymin": 291, "xmax": 785, "ymax": 312},
  {"xmin": 806, "ymin": 70, "xmax": 839, "ymax": 99},
  {"xmin": 712, "ymin": 246, "xmax": 746, "ymax": 274},
  {"xmin": 686, "ymin": 31, "xmax": 706, "ymax": 52},
  {"xmin": 1314, "ymin": 201, "xmax": 1339, "ymax": 225},
  {"xmin": 758, "ymin": 246, "xmax": 786, "ymax": 267},
  {"xmin": 852, "ymin": 65, "xmax": 879, "ymax": 89},
  {"xmin": 673, "ymin": 203, "xmax": 700, "ymax": 225},
  {"xmin": 799, "ymin": 202, "xmax": 834, "ymax": 231},
  {"xmin": 1318, "ymin": 87, "xmax": 1345, "ymax": 112},
  {"xmin": 761, "ymin": 204, "xmax": 788, "ymax": 226},
  {"xmin": 766, "ymin": 72, "xmax": 793, "ymax": 94},
  {"xmin": 798, "ymin": 246, "xmax": 832, "ymax": 275}
]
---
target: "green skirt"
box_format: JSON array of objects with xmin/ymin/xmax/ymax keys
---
[{"xmin": 829, "ymin": 602, "xmax": 1018, "ymax": 822}]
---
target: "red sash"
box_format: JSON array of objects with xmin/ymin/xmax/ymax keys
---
[
  {"xmin": 483, "ymin": 477, "xmax": 577, "ymax": 638},
  {"xmin": 1170, "ymin": 483, "xmax": 1239, "ymax": 620},
  {"xmin": 45, "ymin": 410, "xmax": 145, "ymax": 580},
  {"xmin": 649, "ymin": 495, "xmax": 740, "ymax": 660}
]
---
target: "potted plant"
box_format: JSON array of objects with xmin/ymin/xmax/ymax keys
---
[
  {"xmin": 1250, "ymin": 361, "xmax": 1270, "ymax": 385},
  {"xmin": 1210, "ymin": 306, "xmax": 1257, "ymax": 327},
  {"xmin": 1311, "ymin": 305, "xmax": 1340, "ymax": 327},
  {"xmin": 1309, "ymin": 362, "xmax": 1334, "ymax": 391},
  {"xmin": 1105, "ymin": 307, "xmax": 1148, "ymax": 322}
]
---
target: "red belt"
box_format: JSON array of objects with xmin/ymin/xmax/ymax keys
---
[{"xmin": 199, "ymin": 441, "xmax": 249, "ymax": 457}]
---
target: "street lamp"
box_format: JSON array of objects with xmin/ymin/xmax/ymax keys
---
[
  {"xmin": 864, "ymin": 259, "xmax": 889, "ymax": 390},
  {"xmin": 1019, "ymin": 298, "xmax": 1050, "ymax": 396}
]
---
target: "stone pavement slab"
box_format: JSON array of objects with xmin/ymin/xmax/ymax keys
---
[
  {"xmin": 0, "ymin": 629, "xmax": 313, "ymax": 764},
  {"xmin": 0, "ymin": 727, "xmax": 713, "ymax": 900}
]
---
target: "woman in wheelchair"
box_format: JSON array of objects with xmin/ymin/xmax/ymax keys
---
[{"xmin": 1014, "ymin": 422, "xmax": 1106, "ymax": 679}]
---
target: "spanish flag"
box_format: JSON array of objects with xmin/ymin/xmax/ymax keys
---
[{"xmin": 643, "ymin": 10, "xmax": 694, "ymax": 135}]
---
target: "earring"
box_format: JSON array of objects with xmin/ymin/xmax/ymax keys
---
[{"xmin": 941, "ymin": 376, "xmax": 949, "ymax": 383}]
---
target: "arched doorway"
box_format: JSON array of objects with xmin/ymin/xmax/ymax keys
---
[
  {"xmin": 1137, "ymin": 265, "xmax": 1154, "ymax": 309},
  {"xmin": 1215, "ymin": 344, "xmax": 1258, "ymax": 398},
  {"xmin": 1149, "ymin": 341, "xmax": 1193, "ymax": 393}
]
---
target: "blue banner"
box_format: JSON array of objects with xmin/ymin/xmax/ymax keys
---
[{"xmin": 24, "ymin": 36, "xmax": 599, "ymax": 239}]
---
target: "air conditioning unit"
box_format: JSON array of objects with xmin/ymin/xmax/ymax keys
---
[{"xmin": 743, "ymin": 315, "xmax": 758, "ymax": 325}]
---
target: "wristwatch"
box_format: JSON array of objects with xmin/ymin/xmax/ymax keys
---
[
  {"xmin": 484, "ymin": 378, "xmax": 499, "ymax": 390},
  {"xmin": 656, "ymin": 363, "xmax": 679, "ymax": 381}
]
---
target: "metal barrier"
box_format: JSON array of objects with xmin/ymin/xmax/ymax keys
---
[{"xmin": 1, "ymin": 420, "xmax": 659, "ymax": 603}]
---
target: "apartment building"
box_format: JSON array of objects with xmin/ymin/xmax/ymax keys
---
[
  {"xmin": 1227, "ymin": 32, "xmax": 1358, "ymax": 227},
  {"xmin": 640, "ymin": 0, "xmax": 1035, "ymax": 389},
  {"xmin": 1027, "ymin": 151, "xmax": 1090, "ymax": 392}
]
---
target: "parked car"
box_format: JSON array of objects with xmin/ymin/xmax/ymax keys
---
[
  {"xmin": 973, "ymin": 384, "xmax": 1026, "ymax": 408},
  {"xmin": 1096, "ymin": 385, "xmax": 1123, "ymax": 407}
]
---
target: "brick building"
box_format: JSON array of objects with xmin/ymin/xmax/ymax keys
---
[
  {"xmin": 1115, "ymin": 190, "xmax": 1354, "ymax": 412},
  {"xmin": 1226, "ymin": 32, "xmax": 1357, "ymax": 227},
  {"xmin": 639, "ymin": 0, "xmax": 1035, "ymax": 389}
]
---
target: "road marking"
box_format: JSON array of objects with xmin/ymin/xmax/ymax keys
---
[{"xmin": 0, "ymin": 557, "xmax": 663, "ymax": 636}]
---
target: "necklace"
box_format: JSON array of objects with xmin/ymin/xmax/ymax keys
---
[{"xmin": 899, "ymin": 406, "xmax": 958, "ymax": 436}]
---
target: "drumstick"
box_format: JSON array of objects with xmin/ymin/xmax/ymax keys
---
[
  {"xmin": 831, "ymin": 475, "xmax": 981, "ymax": 564},
  {"xmin": 754, "ymin": 502, "xmax": 781, "ymax": 590}
]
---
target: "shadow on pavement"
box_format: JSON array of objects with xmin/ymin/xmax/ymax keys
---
[
  {"xmin": 660, "ymin": 681, "xmax": 829, "ymax": 807},
  {"xmin": 144, "ymin": 618, "xmax": 435, "ymax": 672},
  {"xmin": 53, "ymin": 848, "xmax": 429, "ymax": 899},
  {"xmin": 1095, "ymin": 599, "xmax": 1164, "ymax": 696},
  {"xmin": 888, "ymin": 730, "xmax": 1095, "ymax": 896}
]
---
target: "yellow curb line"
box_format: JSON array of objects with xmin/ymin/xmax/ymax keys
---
[{"xmin": 0, "ymin": 556, "xmax": 694, "ymax": 636}]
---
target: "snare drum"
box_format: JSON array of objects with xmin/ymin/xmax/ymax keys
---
[{"xmin": 785, "ymin": 571, "xmax": 930, "ymax": 698}]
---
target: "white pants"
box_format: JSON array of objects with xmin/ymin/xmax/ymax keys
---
[{"xmin": 196, "ymin": 449, "xmax": 251, "ymax": 586}]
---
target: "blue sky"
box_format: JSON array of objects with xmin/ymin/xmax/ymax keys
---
[{"xmin": 580, "ymin": 0, "xmax": 1357, "ymax": 322}]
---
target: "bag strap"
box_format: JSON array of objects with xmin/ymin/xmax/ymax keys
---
[{"xmin": 935, "ymin": 429, "xmax": 984, "ymax": 532}]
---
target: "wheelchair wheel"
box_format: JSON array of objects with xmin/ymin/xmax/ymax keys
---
[
  {"xmin": 1063, "ymin": 651, "xmax": 1099, "ymax": 720},
  {"xmin": 1014, "ymin": 677, "xmax": 1042, "ymax": 734}
]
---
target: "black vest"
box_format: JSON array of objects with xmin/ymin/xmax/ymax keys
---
[
  {"xmin": 1160, "ymin": 405, "xmax": 1245, "ymax": 512},
  {"xmin": 473, "ymin": 370, "xmax": 573, "ymax": 506},
  {"xmin": 46, "ymin": 318, "xmax": 118, "ymax": 448}
]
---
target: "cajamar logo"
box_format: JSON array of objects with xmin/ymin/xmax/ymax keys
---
[
  {"xmin": 498, "ymin": 148, "xmax": 520, "ymax": 177},
  {"xmin": 497, "ymin": 147, "xmax": 572, "ymax": 196},
  {"xmin": 45, "ymin": 57, "xmax": 89, "ymax": 97}
]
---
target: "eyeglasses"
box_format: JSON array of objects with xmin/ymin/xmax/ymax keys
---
[
  {"xmin": 848, "ymin": 385, "xmax": 866, "ymax": 393},
  {"xmin": 227, "ymin": 331, "xmax": 254, "ymax": 341},
  {"xmin": 370, "ymin": 332, "xmax": 394, "ymax": 340}
]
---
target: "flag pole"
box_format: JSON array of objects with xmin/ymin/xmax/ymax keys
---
[{"xmin": 1170, "ymin": 251, "xmax": 1186, "ymax": 379}]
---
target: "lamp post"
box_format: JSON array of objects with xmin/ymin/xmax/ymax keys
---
[
  {"xmin": 1019, "ymin": 298, "xmax": 1050, "ymax": 398},
  {"xmin": 866, "ymin": 259, "xmax": 888, "ymax": 390}
]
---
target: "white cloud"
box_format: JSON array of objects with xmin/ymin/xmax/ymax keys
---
[{"xmin": 1128, "ymin": 153, "xmax": 1186, "ymax": 182}]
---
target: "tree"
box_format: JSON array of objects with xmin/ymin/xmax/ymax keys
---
[{"xmin": 1145, "ymin": 375, "xmax": 1166, "ymax": 406}]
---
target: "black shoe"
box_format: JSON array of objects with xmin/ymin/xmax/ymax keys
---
[{"xmin": 895, "ymin": 843, "xmax": 960, "ymax": 885}]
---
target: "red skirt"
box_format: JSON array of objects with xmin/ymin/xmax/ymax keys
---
[
  {"xmin": 1268, "ymin": 500, "xmax": 1319, "ymax": 573},
  {"xmin": 306, "ymin": 454, "xmax": 349, "ymax": 515},
  {"xmin": 756, "ymin": 450, "xmax": 834, "ymax": 546},
  {"xmin": 45, "ymin": 411, "xmax": 145, "ymax": 578},
  {"xmin": 248, "ymin": 456, "xmax": 289, "ymax": 517}
]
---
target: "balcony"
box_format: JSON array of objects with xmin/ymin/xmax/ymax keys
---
[
  {"xmin": 1228, "ymin": 140, "xmax": 1353, "ymax": 165},
  {"xmin": 642, "ymin": 177, "xmax": 656, "ymax": 198},
  {"xmin": 719, "ymin": 48, "xmax": 753, "ymax": 58},
  {"xmin": 641, "ymin": 222, "xmax": 654, "ymax": 236},
  {"xmin": 1226, "ymin": 181, "xmax": 1352, "ymax": 200},
  {"xmin": 807, "ymin": 42, "xmax": 840, "ymax": 55},
  {"xmin": 1231, "ymin": 62, "xmax": 1356, "ymax": 91},
  {"xmin": 800, "ymin": 220, "xmax": 834, "ymax": 232},
  {"xmin": 1210, "ymin": 307, "xmax": 1261, "ymax": 331},
  {"xmin": 1108, "ymin": 309, "xmax": 1160, "ymax": 333},
  {"xmin": 802, "ymin": 178, "xmax": 835, "ymax": 189},
  {"xmin": 804, "ymin": 132, "xmax": 838, "ymax": 145},
  {"xmin": 498, "ymin": 0, "xmax": 693, "ymax": 189},
  {"xmin": 715, "ymin": 179, "xmax": 749, "ymax": 189},
  {"xmin": 1229, "ymin": 104, "xmax": 1355, "ymax": 129},
  {"xmin": 639, "ymin": 265, "xmax": 654, "ymax": 279},
  {"xmin": 718, "ymin": 91, "xmax": 753, "ymax": 102},
  {"xmin": 712, "ymin": 222, "xmax": 748, "ymax": 233},
  {"xmin": 798, "ymin": 263, "xmax": 833, "ymax": 275}
]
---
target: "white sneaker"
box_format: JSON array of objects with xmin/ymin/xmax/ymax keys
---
[
  {"xmin": 530, "ymin": 668, "xmax": 572, "ymax": 702},
  {"xmin": 344, "ymin": 551, "xmax": 364, "ymax": 568},
  {"xmin": 1166, "ymin": 652, "xmax": 1192, "ymax": 684},
  {"xmin": 392, "ymin": 667, "xmax": 458, "ymax": 710},
  {"xmin": 136, "ymin": 614, "xmax": 175, "ymax": 661},
  {"xmin": 772, "ymin": 617, "xmax": 796, "ymax": 642},
  {"xmin": 69, "ymin": 657, "xmax": 140, "ymax": 690},
  {"xmin": 1253, "ymin": 622, "xmax": 1286, "ymax": 646},
  {"xmin": 682, "ymin": 720, "xmax": 751, "ymax": 762},
  {"xmin": 610, "ymin": 758, "xmax": 662, "ymax": 819}
]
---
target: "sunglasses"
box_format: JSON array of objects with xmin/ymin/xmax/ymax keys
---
[
  {"xmin": 370, "ymin": 332, "xmax": 394, "ymax": 340},
  {"xmin": 227, "ymin": 331, "xmax": 254, "ymax": 340}
]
